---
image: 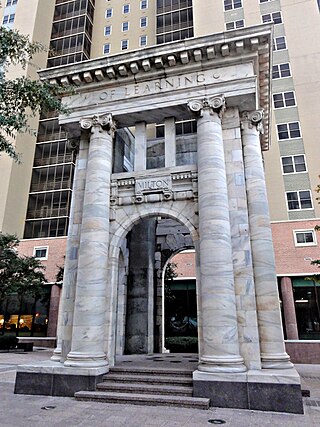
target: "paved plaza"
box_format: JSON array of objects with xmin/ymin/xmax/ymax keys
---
[{"xmin": 0, "ymin": 348, "xmax": 319, "ymax": 426}]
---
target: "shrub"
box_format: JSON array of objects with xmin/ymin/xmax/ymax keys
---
[
  {"xmin": 0, "ymin": 335, "xmax": 18, "ymax": 350},
  {"xmin": 165, "ymin": 336, "xmax": 198, "ymax": 353}
]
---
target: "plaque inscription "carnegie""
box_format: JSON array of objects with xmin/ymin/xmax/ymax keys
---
[{"xmin": 135, "ymin": 176, "xmax": 172, "ymax": 193}]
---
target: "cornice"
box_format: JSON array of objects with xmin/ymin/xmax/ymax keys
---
[{"xmin": 39, "ymin": 24, "xmax": 273, "ymax": 151}]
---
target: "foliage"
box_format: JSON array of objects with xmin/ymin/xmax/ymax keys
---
[
  {"xmin": 0, "ymin": 233, "xmax": 46, "ymax": 301},
  {"xmin": 0, "ymin": 27, "xmax": 69, "ymax": 161},
  {"xmin": 0, "ymin": 334, "xmax": 18, "ymax": 350},
  {"xmin": 55, "ymin": 260, "xmax": 64, "ymax": 284},
  {"xmin": 306, "ymin": 179, "xmax": 320, "ymax": 283},
  {"xmin": 165, "ymin": 336, "xmax": 198, "ymax": 353},
  {"xmin": 164, "ymin": 261, "xmax": 177, "ymax": 303}
]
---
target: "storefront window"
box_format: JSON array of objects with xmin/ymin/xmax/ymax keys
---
[
  {"xmin": 0, "ymin": 288, "xmax": 50, "ymax": 336},
  {"xmin": 293, "ymin": 279, "xmax": 320, "ymax": 340}
]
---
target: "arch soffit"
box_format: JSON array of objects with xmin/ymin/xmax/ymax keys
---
[{"xmin": 109, "ymin": 205, "xmax": 198, "ymax": 260}]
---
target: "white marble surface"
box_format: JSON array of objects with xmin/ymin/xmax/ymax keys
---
[
  {"xmin": 241, "ymin": 113, "xmax": 292, "ymax": 369},
  {"xmin": 65, "ymin": 117, "xmax": 114, "ymax": 368},
  {"xmin": 189, "ymin": 98, "xmax": 245, "ymax": 373}
]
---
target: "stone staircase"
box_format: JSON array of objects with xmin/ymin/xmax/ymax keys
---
[{"xmin": 75, "ymin": 366, "xmax": 210, "ymax": 409}]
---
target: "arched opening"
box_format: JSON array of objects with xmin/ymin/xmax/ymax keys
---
[
  {"xmin": 112, "ymin": 214, "xmax": 198, "ymax": 357},
  {"xmin": 163, "ymin": 249, "xmax": 198, "ymax": 353}
]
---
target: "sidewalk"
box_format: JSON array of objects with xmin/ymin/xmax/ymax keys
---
[{"xmin": 0, "ymin": 349, "xmax": 320, "ymax": 427}]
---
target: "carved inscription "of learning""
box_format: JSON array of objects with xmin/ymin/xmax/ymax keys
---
[
  {"xmin": 136, "ymin": 177, "xmax": 171, "ymax": 193},
  {"xmin": 98, "ymin": 65, "xmax": 252, "ymax": 102}
]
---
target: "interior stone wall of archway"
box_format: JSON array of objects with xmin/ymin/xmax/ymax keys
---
[{"xmin": 105, "ymin": 200, "xmax": 198, "ymax": 362}]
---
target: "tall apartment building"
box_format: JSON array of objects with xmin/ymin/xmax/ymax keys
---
[{"xmin": 0, "ymin": 1, "xmax": 319, "ymax": 352}]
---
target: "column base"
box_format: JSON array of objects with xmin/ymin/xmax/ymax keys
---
[
  {"xmin": 198, "ymin": 355, "xmax": 247, "ymax": 373},
  {"xmin": 64, "ymin": 351, "xmax": 108, "ymax": 369},
  {"xmin": 261, "ymin": 352, "xmax": 294, "ymax": 369},
  {"xmin": 14, "ymin": 360, "xmax": 108, "ymax": 397},
  {"xmin": 193, "ymin": 367, "xmax": 303, "ymax": 413},
  {"xmin": 50, "ymin": 346, "xmax": 62, "ymax": 362}
]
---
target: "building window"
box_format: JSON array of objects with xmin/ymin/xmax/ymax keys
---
[
  {"xmin": 286, "ymin": 190, "xmax": 313, "ymax": 210},
  {"xmin": 104, "ymin": 26, "xmax": 111, "ymax": 36},
  {"xmin": 34, "ymin": 247, "xmax": 48, "ymax": 260},
  {"xmin": 272, "ymin": 63, "xmax": 291, "ymax": 79},
  {"xmin": 6, "ymin": 0, "xmax": 18, "ymax": 5},
  {"xmin": 273, "ymin": 36, "xmax": 287, "ymax": 51},
  {"xmin": 294, "ymin": 230, "xmax": 317, "ymax": 246},
  {"xmin": 123, "ymin": 4, "xmax": 130, "ymax": 14},
  {"xmin": 262, "ymin": 12, "xmax": 282, "ymax": 24},
  {"xmin": 2, "ymin": 13, "xmax": 15, "ymax": 24},
  {"xmin": 277, "ymin": 122, "xmax": 301, "ymax": 140},
  {"xmin": 121, "ymin": 39, "xmax": 129, "ymax": 50},
  {"xmin": 281, "ymin": 155, "xmax": 307, "ymax": 174},
  {"xmin": 140, "ymin": 0, "xmax": 148, "ymax": 9},
  {"xmin": 140, "ymin": 35, "xmax": 147, "ymax": 46},
  {"xmin": 140, "ymin": 17, "xmax": 148, "ymax": 28},
  {"xmin": 224, "ymin": 0, "xmax": 242, "ymax": 11},
  {"xmin": 103, "ymin": 43, "xmax": 111, "ymax": 54},
  {"xmin": 122, "ymin": 22, "xmax": 129, "ymax": 32},
  {"xmin": 225, "ymin": 20, "xmax": 244, "ymax": 30},
  {"xmin": 260, "ymin": 0, "xmax": 273, "ymax": 2},
  {"xmin": 273, "ymin": 91, "xmax": 296, "ymax": 109},
  {"xmin": 105, "ymin": 8, "xmax": 113, "ymax": 18}
]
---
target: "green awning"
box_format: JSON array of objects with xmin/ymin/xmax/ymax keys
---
[{"xmin": 293, "ymin": 278, "xmax": 320, "ymax": 288}]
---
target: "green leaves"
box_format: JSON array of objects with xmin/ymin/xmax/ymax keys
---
[
  {"xmin": 0, "ymin": 233, "xmax": 46, "ymax": 300},
  {"xmin": 0, "ymin": 27, "xmax": 44, "ymax": 71},
  {"xmin": 0, "ymin": 27, "xmax": 70, "ymax": 161}
]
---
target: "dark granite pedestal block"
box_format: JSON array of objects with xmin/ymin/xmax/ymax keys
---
[
  {"xmin": 15, "ymin": 371, "xmax": 105, "ymax": 397},
  {"xmin": 14, "ymin": 359, "xmax": 108, "ymax": 397},
  {"xmin": 193, "ymin": 377, "xmax": 304, "ymax": 414}
]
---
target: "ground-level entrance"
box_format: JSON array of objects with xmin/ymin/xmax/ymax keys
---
[{"xmin": 15, "ymin": 26, "xmax": 303, "ymax": 413}]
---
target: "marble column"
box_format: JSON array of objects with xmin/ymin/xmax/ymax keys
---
[
  {"xmin": 165, "ymin": 117, "xmax": 176, "ymax": 168},
  {"xmin": 241, "ymin": 110, "xmax": 292, "ymax": 369},
  {"xmin": 188, "ymin": 96, "xmax": 246, "ymax": 373},
  {"xmin": 51, "ymin": 137, "xmax": 89, "ymax": 362},
  {"xmin": 134, "ymin": 121, "xmax": 147, "ymax": 171},
  {"xmin": 65, "ymin": 114, "xmax": 115, "ymax": 369},
  {"xmin": 281, "ymin": 277, "xmax": 299, "ymax": 340}
]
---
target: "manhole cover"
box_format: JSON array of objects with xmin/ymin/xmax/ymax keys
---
[
  {"xmin": 208, "ymin": 420, "xmax": 226, "ymax": 425},
  {"xmin": 41, "ymin": 406, "xmax": 56, "ymax": 410}
]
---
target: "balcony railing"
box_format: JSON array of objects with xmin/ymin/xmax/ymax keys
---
[
  {"xmin": 30, "ymin": 180, "xmax": 72, "ymax": 193},
  {"xmin": 37, "ymin": 131, "xmax": 67, "ymax": 142},
  {"xmin": 34, "ymin": 154, "xmax": 74, "ymax": 167},
  {"xmin": 27, "ymin": 207, "xmax": 69, "ymax": 219}
]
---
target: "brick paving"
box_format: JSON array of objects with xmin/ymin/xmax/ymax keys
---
[{"xmin": 1, "ymin": 349, "xmax": 320, "ymax": 426}]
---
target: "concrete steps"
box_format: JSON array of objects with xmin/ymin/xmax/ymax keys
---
[{"xmin": 74, "ymin": 366, "xmax": 209, "ymax": 409}]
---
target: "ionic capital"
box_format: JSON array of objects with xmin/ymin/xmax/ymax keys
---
[
  {"xmin": 187, "ymin": 95, "xmax": 226, "ymax": 118},
  {"xmin": 241, "ymin": 109, "xmax": 264, "ymax": 133},
  {"xmin": 80, "ymin": 114, "xmax": 116, "ymax": 136}
]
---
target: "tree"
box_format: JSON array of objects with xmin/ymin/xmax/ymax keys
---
[
  {"xmin": 0, "ymin": 27, "xmax": 68, "ymax": 161},
  {"xmin": 0, "ymin": 233, "xmax": 46, "ymax": 335}
]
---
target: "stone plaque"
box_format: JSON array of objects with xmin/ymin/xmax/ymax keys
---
[{"xmin": 135, "ymin": 176, "xmax": 172, "ymax": 194}]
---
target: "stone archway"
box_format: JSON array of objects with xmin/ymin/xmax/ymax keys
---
[{"xmin": 106, "ymin": 207, "xmax": 198, "ymax": 364}]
